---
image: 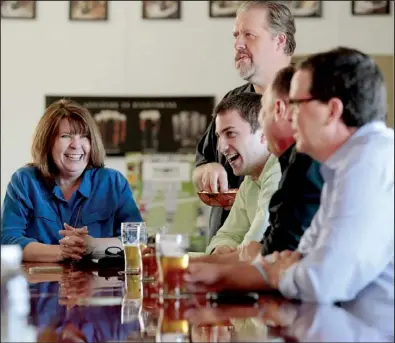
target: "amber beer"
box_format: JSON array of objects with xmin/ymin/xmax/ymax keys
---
[
  {"xmin": 143, "ymin": 281, "xmax": 160, "ymax": 310},
  {"xmin": 159, "ymin": 254, "xmax": 189, "ymax": 298},
  {"xmin": 142, "ymin": 245, "xmax": 158, "ymax": 281},
  {"xmin": 156, "ymin": 300, "xmax": 190, "ymax": 342},
  {"xmin": 124, "ymin": 244, "xmax": 142, "ymax": 274}
]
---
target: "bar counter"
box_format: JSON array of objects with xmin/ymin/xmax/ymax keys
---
[{"xmin": 22, "ymin": 261, "xmax": 392, "ymax": 342}]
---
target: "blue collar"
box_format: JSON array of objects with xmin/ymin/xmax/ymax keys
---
[
  {"xmin": 77, "ymin": 169, "xmax": 92, "ymax": 198},
  {"xmin": 50, "ymin": 169, "xmax": 92, "ymax": 200}
]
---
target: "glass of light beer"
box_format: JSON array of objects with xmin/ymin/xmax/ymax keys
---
[
  {"xmin": 121, "ymin": 222, "xmax": 146, "ymax": 275},
  {"xmin": 156, "ymin": 233, "xmax": 190, "ymax": 300}
]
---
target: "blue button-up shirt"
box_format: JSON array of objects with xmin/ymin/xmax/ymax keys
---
[
  {"xmin": 278, "ymin": 121, "xmax": 394, "ymax": 305},
  {"xmin": 1, "ymin": 166, "xmax": 142, "ymax": 249}
]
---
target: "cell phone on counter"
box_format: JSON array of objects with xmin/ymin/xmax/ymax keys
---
[{"xmin": 206, "ymin": 291, "xmax": 259, "ymax": 305}]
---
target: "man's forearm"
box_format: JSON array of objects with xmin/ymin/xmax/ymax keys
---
[
  {"xmin": 190, "ymin": 251, "xmax": 240, "ymax": 264},
  {"xmin": 220, "ymin": 262, "xmax": 274, "ymax": 291}
]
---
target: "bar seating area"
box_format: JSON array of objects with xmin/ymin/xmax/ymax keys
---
[{"xmin": 1, "ymin": 1, "xmax": 394, "ymax": 342}]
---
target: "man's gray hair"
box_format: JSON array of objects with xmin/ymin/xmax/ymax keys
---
[{"xmin": 237, "ymin": 1, "xmax": 296, "ymax": 56}]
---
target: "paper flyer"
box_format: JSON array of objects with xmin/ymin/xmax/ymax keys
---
[{"xmin": 126, "ymin": 152, "xmax": 209, "ymax": 251}]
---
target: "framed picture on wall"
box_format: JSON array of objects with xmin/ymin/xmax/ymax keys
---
[
  {"xmin": 1, "ymin": 0, "xmax": 36, "ymax": 19},
  {"xmin": 352, "ymin": 1, "xmax": 390, "ymax": 15},
  {"xmin": 284, "ymin": 1, "xmax": 322, "ymax": 18},
  {"xmin": 69, "ymin": 0, "xmax": 108, "ymax": 21},
  {"xmin": 142, "ymin": 1, "xmax": 181, "ymax": 20},
  {"xmin": 209, "ymin": 1, "xmax": 243, "ymax": 18}
]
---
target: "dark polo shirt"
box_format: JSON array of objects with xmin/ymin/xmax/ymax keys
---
[
  {"xmin": 261, "ymin": 144, "xmax": 324, "ymax": 255},
  {"xmin": 195, "ymin": 83, "xmax": 254, "ymax": 240}
]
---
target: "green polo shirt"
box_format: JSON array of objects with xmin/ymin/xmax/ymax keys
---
[{"xmin": 206, "ymin": 154, "xmax": 281, "ymax": 253}]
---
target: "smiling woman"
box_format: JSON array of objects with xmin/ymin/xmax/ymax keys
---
[{"xmin": 1, "ymin": 99, "xmax": 143, "ymax": 262}]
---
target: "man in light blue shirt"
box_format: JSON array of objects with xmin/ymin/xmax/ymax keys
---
[{"xmin": 185, "ymin": 47, "xmax": 394, "ymax": 309}]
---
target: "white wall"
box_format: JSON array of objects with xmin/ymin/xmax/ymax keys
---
[{"xmin": 1, "ymin": 1, "xmax": 394, "ymax": 202}]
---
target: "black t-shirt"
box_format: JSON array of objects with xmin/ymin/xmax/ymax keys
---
[
  {"xmin": 261, "ymin": 144, "xmax": 324, "ymax": 255},
  {"xmin": 195, "ymin": 83, "xmax": 255, "ymax": 239}
]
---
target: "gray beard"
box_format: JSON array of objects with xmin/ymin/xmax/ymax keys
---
[{"xmin": 238, "ymin": 64, "xmax": 255, "ymax": 82}]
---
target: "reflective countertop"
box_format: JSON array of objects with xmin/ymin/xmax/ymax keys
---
[{"xmin": 21, "ymin": 262, "xmax": 393, "ymax": 342}]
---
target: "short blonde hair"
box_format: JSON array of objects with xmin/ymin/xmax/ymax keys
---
[{"xmin": 30, "ymin": 99, "xmax": 105, "ymax": 180}]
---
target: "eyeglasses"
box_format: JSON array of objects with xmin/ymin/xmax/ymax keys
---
[{"xmin": 288, "ymin": 97, "xmax": 318, "ymax": 114}]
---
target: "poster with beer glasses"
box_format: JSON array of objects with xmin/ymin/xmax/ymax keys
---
[
  {"xmin": 131, "ymin": 96, "xmax": 214, "ymax": 154},
  {"xmin": 142, "ymin": 0, "xmax": 181, "ymax": 19},
  {"xmin": 69, "ymin": 0, "xmax": 108, "ymax": 21},
  {"xmin": 156, "ymin": 233, "xmax": 190, "ymax": 300},
  {"xmin": 126, "ymin": 152, "xmax": 209, "ymax": 252},
  {"xmin": 1, "ymin": 0, "xmax": 36, "ymax": 19},
  {"xmin": 209, "ymin": 1, "xmax": 243, "ymax": 18},
  {"xmin": 45, "ymin": 95, "xmax": 214, "ymax": 156}
]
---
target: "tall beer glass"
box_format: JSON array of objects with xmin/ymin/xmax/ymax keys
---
[{"xmin": 121, "ymin": 222, "xmax": 146, "ymax": 275}]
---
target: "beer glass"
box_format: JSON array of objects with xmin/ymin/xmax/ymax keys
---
[
  {"xmin": 156, "ymin": 233, "xmax": 190, "ymax": 300},
  {"xmin": 142, "ymin": 226, "xmax": 167, "ymax": 282},
  {"xmin": 121, "ymin": 222, "xmax": 146, "ymax": 275}
]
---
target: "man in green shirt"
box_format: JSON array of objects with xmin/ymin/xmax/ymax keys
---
[{"xmin": 205, "ymin": 92, "xmax": 281, "ymax": 258}]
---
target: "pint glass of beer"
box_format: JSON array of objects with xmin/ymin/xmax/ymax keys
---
[
  {"xmin": 156, "ymin": 233, "xmax": 190, "ymax": 299},
  {"xmin": 121, "ymin": 222, "xmax": 146, "ymax": 275}
]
